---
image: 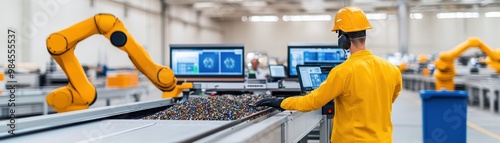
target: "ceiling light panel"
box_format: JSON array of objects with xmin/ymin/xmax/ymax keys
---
[
  {"xmin": 366, "ymin": 13, "xmax": 387, "ymax": 20},
  {"xmin": 283, "ymin": 15, "xmax": 332, "ymax": 22},
  {"xmin": 485, "ymin": 12, "xmax": 500, "ymax": 17},
  {"xmin": 241, "ymin": 1, "xmax": 267, "ymax": 7},
  {"xmin": 436, "ymin": 12, "xmax": 479, "ymax": 19},
  {"xmin": 410, "ymin": 13, "xmax": 423, "ymax": 19},
  {"xmin": 193, "ymin": 2, "xmax": 217, "ymax": 8},
  {"xmin": 249, "ymin": 16, "xmax": 279, "ymax": 22}
]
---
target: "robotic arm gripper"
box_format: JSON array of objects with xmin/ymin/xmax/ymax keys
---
[{"xmin": 46, "ymin": 13, "xmax": 191, "ymax": 113}]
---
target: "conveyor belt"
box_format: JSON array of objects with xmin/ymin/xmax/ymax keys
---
[
  {"xmin": 0, "ymin": 98, "xmax": 174, "ymax": 138},
  {"xmin": 0, "ymin": 94, "xmax": 326, "ymax": 143},
  {"xmin": 180, "ymin": 108, "xmax": 279, "ymax": 142}
]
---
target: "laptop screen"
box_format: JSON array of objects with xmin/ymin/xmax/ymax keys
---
[
  {"xmin": 269, "ymin": 65, "xmax": 286, "ymax": 78},
  {"xmin": 297, "ymin": 66, "xmax": 328, "ymax": 92}
]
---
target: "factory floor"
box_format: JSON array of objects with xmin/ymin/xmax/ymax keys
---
[{"xmin": 391, "ymin": 89, "xmax": 500, "ymax": 143}]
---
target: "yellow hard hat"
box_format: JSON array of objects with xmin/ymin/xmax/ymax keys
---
[{"xmin": 331, "ymin": 6, "xmax": 372, "ymax": 32}]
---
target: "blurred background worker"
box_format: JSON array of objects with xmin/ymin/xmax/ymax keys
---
[
  {"xmin": 254, "ymin": 6, "xmax": 402, "ymax": 143},
  {"xmin": 247, "ymin": 59, "xmax": 268, "ymax": 79}
]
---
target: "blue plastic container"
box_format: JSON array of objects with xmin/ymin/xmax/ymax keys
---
[{"xmin": 420, "ymin": 90, "xmax": 468, "ymax": 143}]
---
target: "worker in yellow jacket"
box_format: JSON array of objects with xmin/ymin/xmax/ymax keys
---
[{"xmin": 254, "ymin": 6, "xmax": 402, "ymax": 143}]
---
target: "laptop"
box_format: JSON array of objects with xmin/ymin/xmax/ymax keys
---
[
  {"xmin": 269, "ymin": 65, "xmax": 287, "ymax": 79},
  {"xmin": 297, "ymin": 65, "xmax": 332, "ymax": 93},
  {"xmin": 297, "ymin": 65, "xmax": 336, "ymax": 118}
]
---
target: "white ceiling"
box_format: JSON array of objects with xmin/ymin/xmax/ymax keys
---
[{"xmin": 166, "ymin": 0, "xmax": 500, "ymax": 19}]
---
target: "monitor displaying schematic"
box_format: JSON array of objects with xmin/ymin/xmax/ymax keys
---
[
  {"xmin": 288, "ymin": 43, "xmax": 347, "ymax": 77},
  {"xmin": 269, "ymin": 65, "xmax": 286, "ymax": 78},
  {"xmin": 297, "ymin": 65, "xmax": 328, "ymax": 92},
  {"xmin": 170, "ymin": 44, "xmax": 244, "ymax": 78}
]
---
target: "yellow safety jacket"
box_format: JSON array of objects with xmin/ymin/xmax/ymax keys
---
[{"xmin": 281, "ymin": 50, "xmax": 402, "ymax": 143}]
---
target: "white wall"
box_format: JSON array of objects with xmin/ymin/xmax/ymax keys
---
[
  {"xmin": 411, "ymin": 11, "xmax": 500, "ymax": 55},
  {"xmin": 168, "ymin": 6, "xmax": 223, "ymax": 43},
  {"xmin": 0, "ymin": 0, "xmax": 222, "ymax": 71},
  {"xmin": 221, "ymin": 11, "xmax": 500, "ymax": 60},
  {"xmin": 220, "ymin": 18, "xmax": 399, "ymax": 60},
  {"xmin": 0, "ymin": 0, "xmax": 26, "ymax": 67}
]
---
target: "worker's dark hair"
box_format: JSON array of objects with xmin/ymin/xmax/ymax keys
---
[
  {"xmin": 344, "ymin": 30, "xmax": 366, "ymax": 47},
  {"xmin": 351, "ymin": 37, "xmax": 366, "ymax": 46}
]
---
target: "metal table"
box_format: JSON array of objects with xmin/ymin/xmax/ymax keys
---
[
  {"xmin": 0, "ymin": 84, "xmax": 148, "ymax": 119},
  {"xmin": 464, "ymin": 74, "xmax": 500, "ymax": 114}
]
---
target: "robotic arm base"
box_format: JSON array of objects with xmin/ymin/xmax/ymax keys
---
[
  {"xmin": 435, "ymin": 80, "xmax": 455, "ymax": 91},
  {"xmin": 46, "ymin": 86, "xmax": 95, "ymax": 113},
  {"xmin": 162, "ymin": 82, "xmax": 193, "ymax": 98}
]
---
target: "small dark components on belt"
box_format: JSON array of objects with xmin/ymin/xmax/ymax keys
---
[{"xmin": 141, "ymin": 94, "xmax": 274, "ymax": 121}]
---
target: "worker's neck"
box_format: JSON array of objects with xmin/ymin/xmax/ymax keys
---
[{"xmin": 349, "ymin": 45, "xmax": 366, "ymax": 54}]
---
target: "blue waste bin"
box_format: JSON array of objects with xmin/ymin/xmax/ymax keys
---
[{"xmin": 420, "ymin": 90, "xmax": 468, "ymax": 143}]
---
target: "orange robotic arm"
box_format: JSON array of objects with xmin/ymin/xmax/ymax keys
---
[
  {"xmin": 485, "ymin": 48, "xmax": 500, "ymax": 73},
  {"xmin": 434, "ymin": 37, "xmax": 500, "ymax": 90},
  {"xmin": 46, "ymin": 13, "xmax": 191, "ymax": 113}
]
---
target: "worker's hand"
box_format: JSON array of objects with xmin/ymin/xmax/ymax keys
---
[{"xmin": 253, "ymin": 98, "xmax": 284, "ymax": 110}]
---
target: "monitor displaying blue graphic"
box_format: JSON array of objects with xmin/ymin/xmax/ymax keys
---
[
  {"xmin": 288, "ymin": 44, "xmax": 346, "ymax": 77},
  {"xmin": 297, "ymin": 66, "xmax": 328, "ymax": 92},
  {"xmin": 170, "ymin": 44, "xmax": 244, "ymax": 77},
  {"xmin": 221, "ymin": 52, "xmax": 241, "ymax": 73},
  {"xmin": 198, "ymin": 52, "xmax": 220, "ymax": 73}
]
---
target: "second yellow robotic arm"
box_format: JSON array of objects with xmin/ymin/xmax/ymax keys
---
[
  {"xmin": 434, "ymin": 37, "xmax": 499, "ymax": 90},
  {"xmin": 485, "ymin": 48, "xmax": 500, "ymax": 73},
  {"xmin": 46, "ymin": 14, "xmax": 191, "ymax": 113}
]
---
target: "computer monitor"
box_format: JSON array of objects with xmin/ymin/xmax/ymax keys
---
[
  {"xmin": 269, "ymin": 65, "xmax": 286, "ymax": 78},
  {"xmin": 288, "ymin": 43, "xmax": 346, "ymax": 77},
  {"xmin": 170, "ymin": 44, "xmax": 244, "ymax": 80},
  {"xmin": 297, "ymin": 65, "xmax": 329, "ymax": 93}
]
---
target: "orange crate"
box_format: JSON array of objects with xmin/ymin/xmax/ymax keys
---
[{"xmin": 106, "ymin": 72, "xmax": 138, "ymax": 88}]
